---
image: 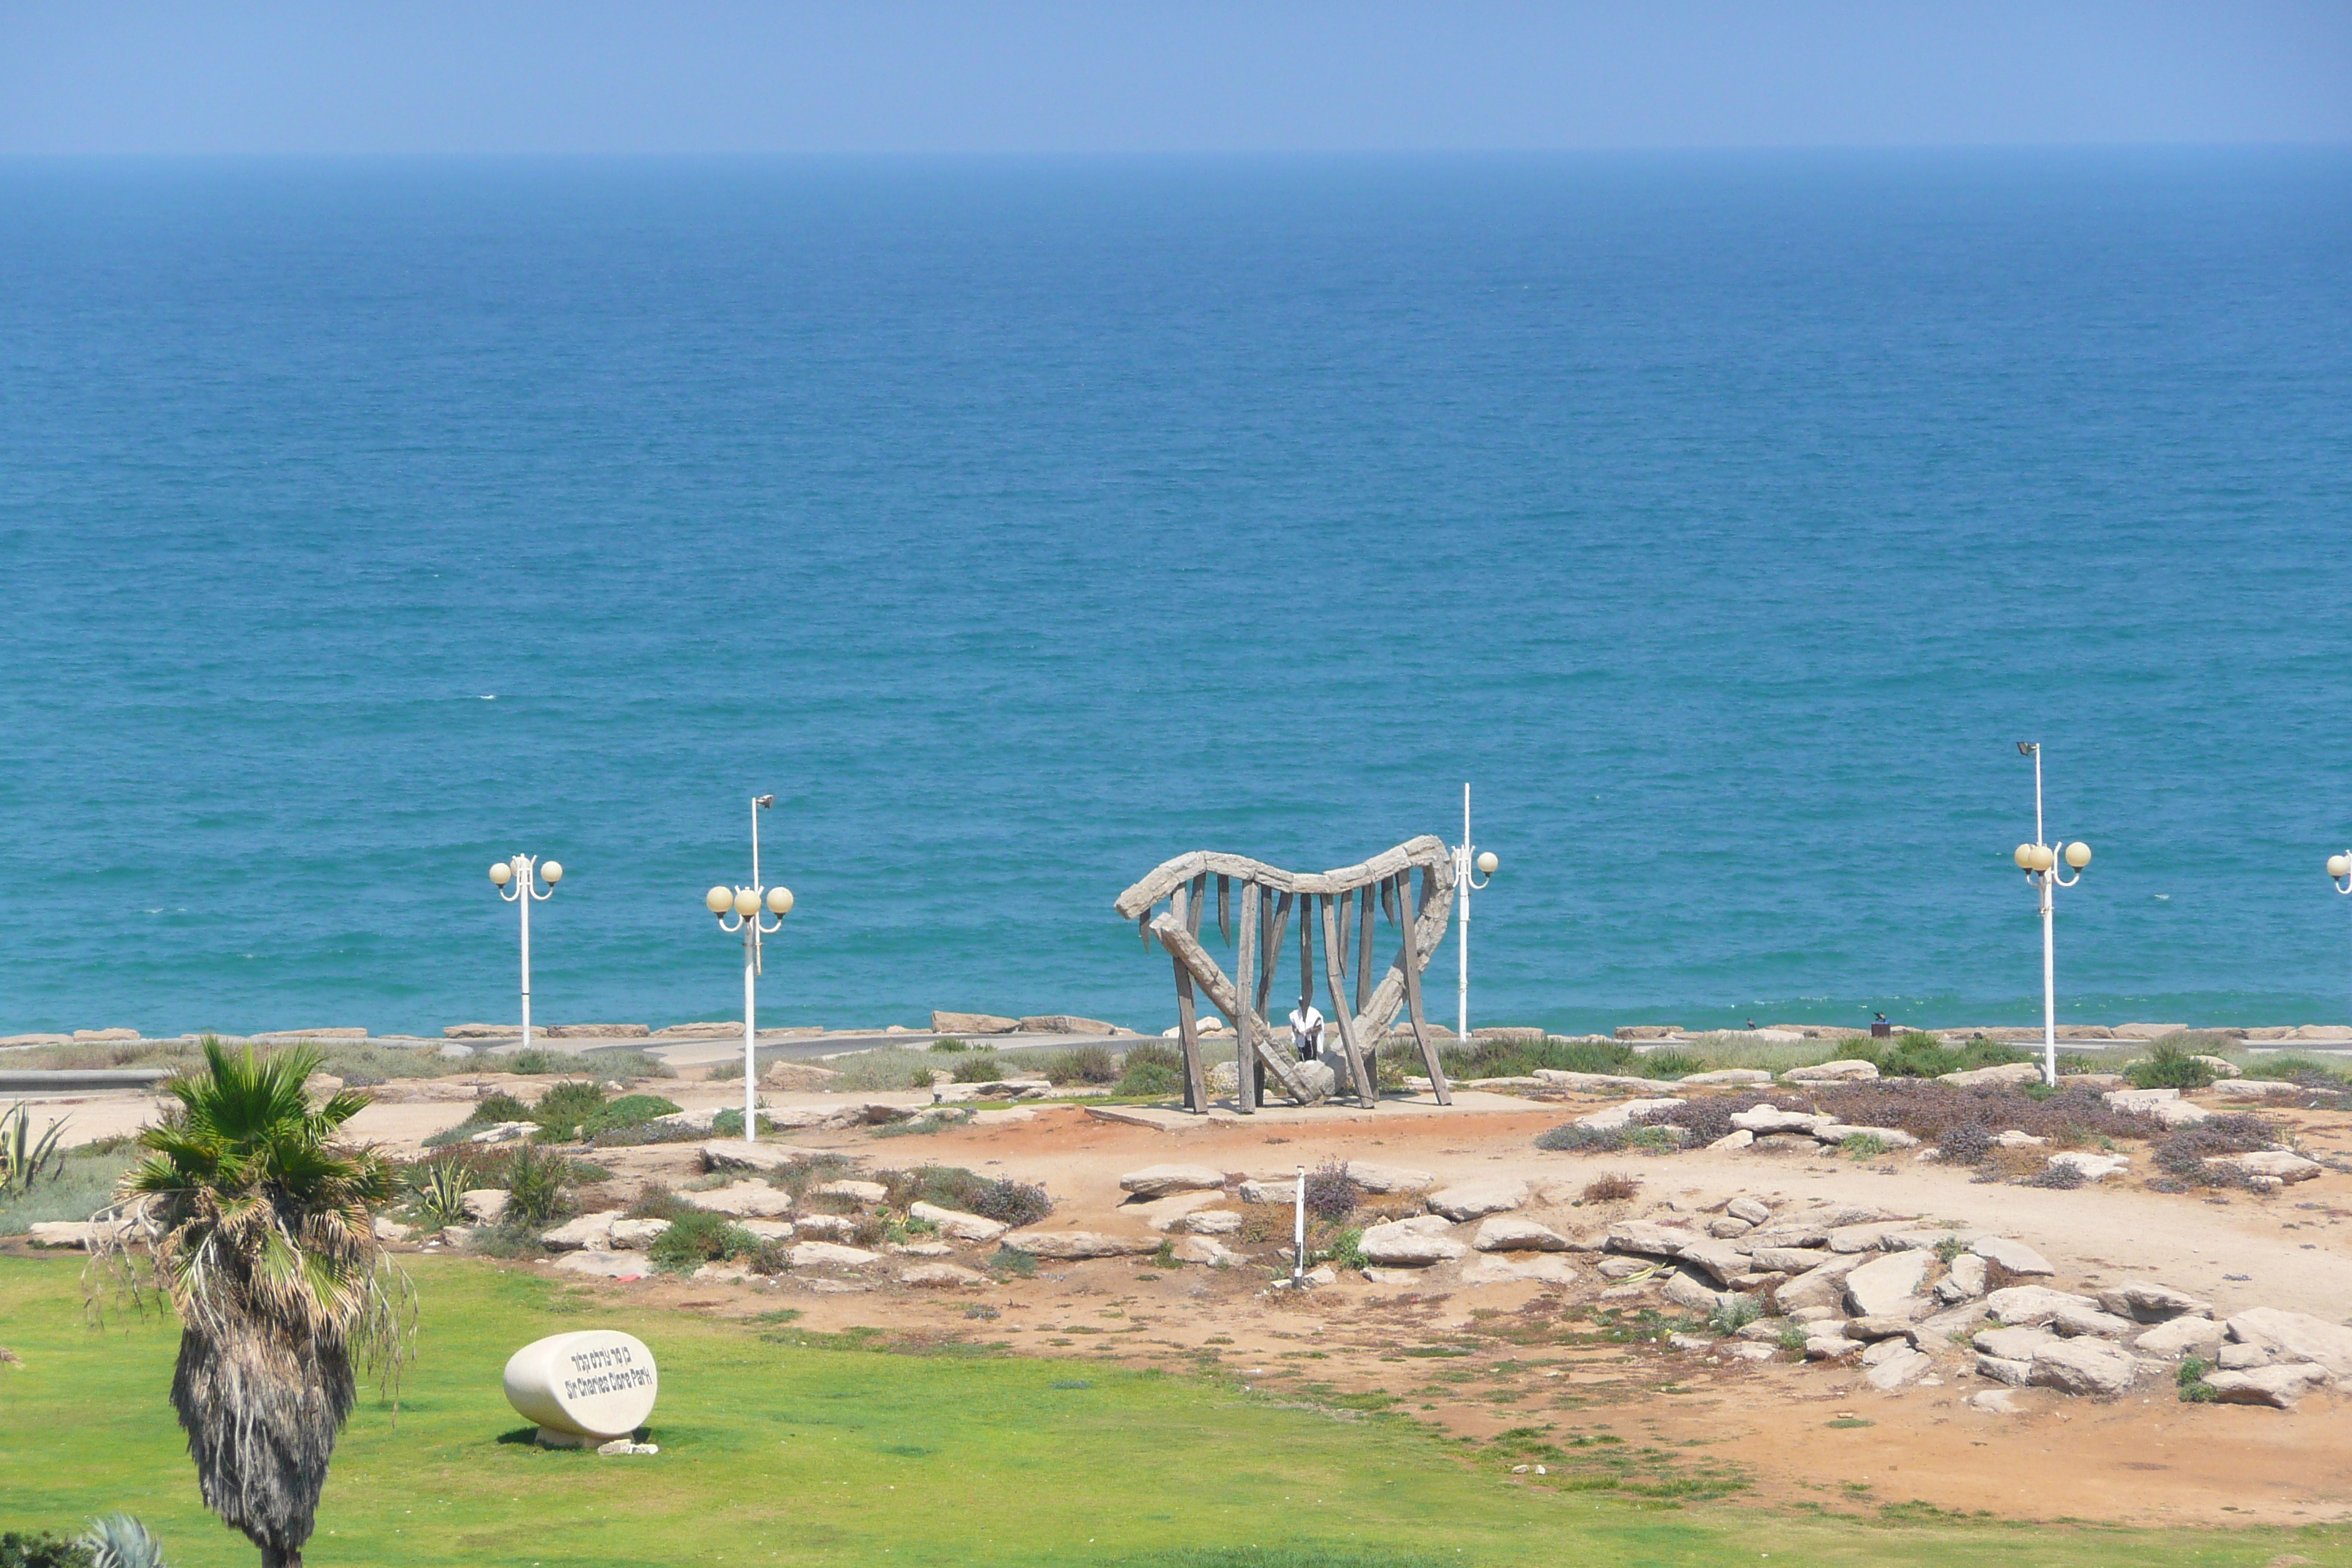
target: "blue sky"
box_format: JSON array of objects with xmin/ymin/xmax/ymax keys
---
[{"xmin": 2, "ymin": 1, "xmax": 2347, "ymax": 154}]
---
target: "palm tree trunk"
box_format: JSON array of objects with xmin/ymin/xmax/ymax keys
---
[{"xmin": 262, "ymin": 1550, "xmax": 302, "ymax": 1568}]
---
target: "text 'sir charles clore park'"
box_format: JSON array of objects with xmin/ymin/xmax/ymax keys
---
[{"xmin": 5, "ymin": 10, "xmax": 2352, "ymax": 1568}]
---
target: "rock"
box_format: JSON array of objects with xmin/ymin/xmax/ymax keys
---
[
  {"xmin": 1172, "ymin": 1210, "xmax": 1243, "ymax": 1237},
  {"xmin": 1708, "ymin": 1131, "xmax": 1755, "ymax": 1151},
  {"xmin": 791, "ymin": 1215, "xmax": 857, "ymax": 1240},
  {"xmin": 737, "ymin": 1219, "xmax": 794, "ymax": 1240},
  {"xmin": 1118, "ymin": 1164, "xmax": 1229, "ymax": 1199},
  {"xmin": 2223, "ymin": 1308, "xmax": 2352, "ymax": 1376},
  {"xmin": 608, "ymin": 1218, "xmax": 673, "ymax": 1248},
  {"xmin": 1843, "ymin": 1251, "xmax": 1931, "ymax": 1317},
  {"xmin": 27, "ymin": 1221, "xmax": 100, "ymax": 1249},
  {"xmin": 1133, "ymin": 1191, "xmax": 1224, "ymax": 1229},
  {"xmin": 2027, "ymin": 1337, "xmax": 2144, "ymax": 1396},
  {"xmin": 1616, "ymin": 1025, "xmax": 1684, "ymax": 1040},
  {"xmin": 1427, "ymin": 1179, "xmax": 1529, "ymax": 1221},
  {"xmin": 1604, "ymin": 1220, "xmax": 1702, "ymax": 1258},
  {"xmin": 789, "ymin": 1240, "xmax": 883, "ymax": 1268},
  {"xmin": 691, "ymin": 1260, "xmax": 755, "ymax": 1283},
  {"xmin": 762, "ymin": 1062, "xmax": 844, "ymax": 1090},
  {"xmin": 1976, "ymin": 1354, "xmax": 2034, "ymax": 1387},
  {"xmin": 1940, "ymin": 1063, "xmax": 2043, "ymax": 1087},
  {"xmin": 897, "ymin": 1262, "xmax": 984, "ymax": 1287},
  {"xmin": 909, "ymin": 1202, "xmax": 1007, "ymax": 1243},
  {"xmin": 1572, "ymin": 1098, "xmax": 1684, "ymax": 1132},
  {"xmin": 2216, "ymin": 1343, "xmax": 2272, "ymax": 1370},
  {"xmin": 1725, "ymin": 1341, "xmax": 1777, "ymax": 1362},
  {"xmin": 1729, "ymin": 1105, "xmax": 1826, "ymax": 1134},
  {"xmin": 2097, "ymin": 1281, "xmax": 2211, "ymax": 1322},
  {"xmin": 1344, "ymin": 1162, "xmax": 1436, "ymax": 1194},
  {"xmin": 1936, "ymin": 1254, "xmax": 1988, "ymax": 1303},
  {"xmin": 1847, "ymin": 1316, "xmax": 1923, "ymax": 1343},
  {"xmin": 682, "ymin": 1182, "xmax": 796, "ymax": 1218},
  {"xmin": 1017, "ymin": 1014, "xmax": 1115, "ymax": 1035},
  {"xmin": 2135, "ymin": 1316, "xmax": 2226, "ymax": 1358},
  {"xmin": 1726, "ymin": 1196, "xmax": 1771, "ymax": 1225},
  {"xmin": 700, "ymin": 1141, "xmax": 861, "ymax": 1174},
  {"xmin": 1000, "ymin": 1230, "xmax": 1155, "ymax": 1260},
  {"xmin": 1776, "ymin": 1253, "xmax": 1875, "ymax": 1313},
  {"xmin": 815, "ymin": 1179, "xmax": 889, "ymax": 1204},
  {"xmin": 1172, "ymin": 1235, "xmax": 1240, "ymax": 1267},
  {"xmin": 1360, "ymin": 1221, "xmax": 1469, "ymax": 1267},
  {"xmin": 1993, "ymin": 1130, "xmax": 2047, "ymax": 1147},
  {"xmin": 1665, "ymin": 1270, "xmax": 1730, "ymax": 1314},
  {"xmin": 540, "ymin": 1210, "xmax": 623, "ymax": 1251},
  {"xmin": 2114, "ymin": 1022, "xmax": 2189, "ymax": 1039},
  {"xmin": 1983, "ymin": 1285, "xmax": 2101, "ymax": 1327},
  {"xmin": 1809, "ymin": 1124, "xmax": 1921, "ymax": 1148},
  {"xmin": 1531, "ymin": 1069, "xmax": 1667, "ymax": 1094},
  {"xmin": 1472, "ymin": 1218, "xmax": 1569, "ymax": 1253},
  {"xmin": 1673, "ymin": 1238, "xmax": 1752, "ymax": 1288},
  {"xmin": 1975, "ymin": 1325, "xmax": 2060, "ymax": 1360},
  {"xmin": 1788, "ymin": 1305, "xmax": 1839, "ymax": 1324},
  {"xmin": 554, "ymin": 1251, "xmax": 647, "ymax": 1279},
  {"xmin": 2210, "ymin": 1078, "xmax": 2302, "ymax": 1098},
  {"xmin": 2147, "ymin": 1099, "xmax": 2215, "ymax": 1126},
  {"xmin": 930, "ymin": 1011, "xmax": 1020, "ymax": 1035},
  {"xmin": 2208, "ymin": 1150, "xmax": 2323, "ymax": 1184},
  {"xmin": 1458, "ymin": 1254, "xmax": 1581, "ymax": 1286},
  {"xmin": 1304, "ymin": 1265, "xmax": 1338, "ymax": 1286},
  {"xmin": 1968, "ymin": 1388, "xmax": 2024, "ymax": 1414},
  {"xmin": 2052, "ymin": 1303, "xmax": 2141, "ymax": 1339},
  {"xmin": 1970, "ymin": 1237, "xmax": 2055, "ymax": 1277},
  {"xmin": 1750, "ymin": 1245, "xmax": 1831, "ymax": 1274},
  {"xmin": 467, "ymin": 1121, "xmax": 536, "ymax": 1145},
  {"xmin": 1825, "ymin": 1221, "xmax": 1906, "ymax": 1253},
  {"xmin": 1680, "ymin": 1069, "xmax": 1774, "ymax": 1085},
  {"xmin": 1237, "ymin": 1178, "xmax": 1300, "ymax": 1205},
  {"xmin": 2204, "ymin": 1363, "xmax": 2333, "ymax": 1409},
  {"xmin": 2191, "ymin": 1055, "xmax": 2242, "ymax": 1078},
  {"xmin": 1804, "ymin": 1333, "xmax": 1862, "ymax": 1361},
  {"xmin": 1781, "ymin": 1060, "xmax": 1879, "ymax": 1082},
  {"xmin": 1708, "ymin": 1215, "xmax": 1754, "ymax": 1237},
  {"xmin": 1667, "ymin": 1333, "xmax": 1716, "ymax": 1352},
  {"xmin": 2046, "ymin": 1152, "xmax": 2130, "ymax": 1181},
  {"xmin": 2103, "ymin": 1088, "xmax": 2179, "ymax": 1112},
  {"xmin": 1865, "ymin": 1347, "xmax": 1932, "ymax": 1390},
  {"xmin": 461, "ymin": 1189, "xmax": 510, "ymax": 1224}
]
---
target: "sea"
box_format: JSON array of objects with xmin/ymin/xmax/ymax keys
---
[{"xmin": 4, "ymin": 150, "xmax": 2349, "ymax": 1040}]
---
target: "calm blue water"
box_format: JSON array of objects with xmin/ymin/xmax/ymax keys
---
[{"xmin": 4, "ymin": 151, "xmax": 2351, "ymax": 1039}]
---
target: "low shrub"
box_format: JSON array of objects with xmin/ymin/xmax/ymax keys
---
[
  {"xmin": 1937, "ymin": 1123, "xmax": 1995, "ymax": 1166},
  {"xmin": 2178, "ymin": 1357, "xmax": 2218, "ymax": 1402},
  {"xmin": 929, "ymin": 1037, "xmax": 969, "ymax": 1053},
  {"xmin": 529, "ymin": 1080, "xmax": 611, "ymax": 1139},
  {"xmin": 1441, "ymin": 1036, "xmax": 1643, "ymax": 1081},
  {"xmin": 2126, "ymin": 1036, "xmax": 2217, "ymax": 1091},
  {"xmin": 0, "ymin": 1529, "xmax": 91, "ymax": 1568},
  {"xmin": 2152, "ymin": 1115, "xmax": 2280, "ymax": 1187},
  {"xmin": 1843, "ymin": 1132, "xmax": 1891, "ymax": 1159},
  {"xmin": 502, "ymin": 1140, "xmax": 568, "ymax": 1225},
  {"xmin": 1534, "ymin": 1123, "xmax": 1624, "ymax": 1153},
  {"xmin": 1113, "ymin": 1043, "xmax": 1183, "ymax": 1098},
  {"xmin": 403, "ymin": 1156, "xmax": 474, "ymax": 1228},
  {"xmin": 465, "ymin": 1092, "xmax": 534, "ymax": 1127},
  {"xmin": 1855, "ymin": 1033, "xmax": 2028, "ymax": 1080},
  {"xmin": 1303, "ymin": 1161, "xmax": 1358, "ymax": 1221},
  {"xmin": 951, "ymin": 1053, "xmax": 1006, "ymax": 1083},
  {"xmin": 1708, "ymin": 1295, "xmax": 1763, "ymax": 1335},
  {"xmin": 1582, "ymin": 1172, "xmax": 1641, "ymax": 1203},
  {"xmin": 884, "ymin": 1165, "xmax": 995, "ymax": 1213},
  {"xmin": 647, "ymin": 1209, "xmax": 758, "ymax": 1275},
  {"xmin": 966, "ymin": 1177, "xmax": 1052, "ymax": 1229},
  {"xmin": 2019, "ymin": 1161, "xmax": 2086, "ymax": 1189},
  {"xmin": 2238, "ymin": 1053, "xmax": 2352, "ymax": 1087},
  {"xmin": 1038, "ymin": 1044, "xmax": 1117, "ymax": 1085},
  {"xmin": 830, "ymin": 1051, "xmax": 937, "ymax": 1093}
]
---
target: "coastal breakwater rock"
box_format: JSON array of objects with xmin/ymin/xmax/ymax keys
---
[{"xmin": 930, "ymin": 1011, "xmax": 1020, "ymax": 1036}]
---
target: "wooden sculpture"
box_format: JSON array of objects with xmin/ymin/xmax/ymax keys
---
[{"xmin": 1112, "ymin": 836, "xmax": 1455, "ymax": 1113}]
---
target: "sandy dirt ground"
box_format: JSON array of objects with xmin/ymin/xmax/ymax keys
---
[{"xmin": 21, "ymin": 1075, "xmax": 2352, "ymax": 1529}]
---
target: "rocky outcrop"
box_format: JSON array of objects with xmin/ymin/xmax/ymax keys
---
[
  {"xmin": 909, "ymin": 1202, "xmax": 1006, "ymax": 1242},
  {"xmin": 1471, "ymin": 1217, "xmax": 1569, "ymax": 1252},
  {"xmin": 1843, "ymin": 1251, "xmax": 1929, "ymax": 1317},
  {"xmin": 1428, "ymin": 1179, "xmax": 1529, "ymax": 1221},
  {"xmin": 1000, "ymin": 1229, "xmax": 1156, "ymax": 1259},
  {"xmin": 1782, "ymin": 1060, "xmax": 1879, "ymax": 1083},
  {"xmin": 2026, "ymin": 1337, "xmax": 2145, "ymax": 1396},
  {"xmin": 2222, "ymin": 1308, "xmax": 2352, "ymax": 1377},
  {"xmin": 1118, "ymin": 1164, "xmax": 1228, "ymax": 1199},
  {"xmin": 930, "ymin": 1011, "xmax": 1020, "ymax": 1035},
  {"xmin": 2204, "ymin": 1363, "xmax": 2334, "ymax": 1409}
]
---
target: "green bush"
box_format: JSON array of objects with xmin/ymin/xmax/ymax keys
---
[
  {"xmin": 502, "ymin": 1141, "xmax": 568, "ymax": 1226},
  {"xmin": 967, "ymin": 1177, "xmax": 1052, "ymax": 1228},
  {"xmin": 2177, "ymin": 1357, "xmax": 2218, "ymax": 1403},
  {"xmin": 529, "ymin": 1079, "xmax": 611, "ymax": 1139},
  {"xmin": 1707, "ymin": 1296, "xmax": 1762, "ymax": 1335},
  {"xmin": 929, "ymin": 1037, "xmax": 970, "ymax": 1053},
  {"xmin": 647, "ymin": 1209, "xmax": 759, "ymax": 1275},
  {"xmin": 0, "ymin": 1530, "xmax": 91, "ymax": 1568},
  {"xmin": 465, "ymin": 1092, "xmax": 534, "ymax": 1127},
  {"xmin": 1039, "ymin": 1044, "xmax": 1117, "ymax": 1085},
  {"xmin": 1114, "ymin": 1043, "xmax": 1183, "ymax": 1097},
  {"xmin": 951, "ymin": 1052, "xmax": 1006, "ymax": 1082},
  {"xmin": 830, "ymin": 1051, "xmax": 937, "ymax": 1092},
  {"xmin": 2126, "ymin": 1036, "xmax": 2217, "ymax": 1091},
  {"xmin": 1856, "ymin": 1033, "xmax": 2028, "ymax": 1079}
]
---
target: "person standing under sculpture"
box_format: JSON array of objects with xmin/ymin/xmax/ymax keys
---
[{"xmin": 1289, "ymin": 995, "xmax": 1324, "ymax": 1063}]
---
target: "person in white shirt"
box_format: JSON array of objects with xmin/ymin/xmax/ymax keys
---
[{"xmin": 1289, "ymin": 998, "xmax": 1324, "ymax": 1063}]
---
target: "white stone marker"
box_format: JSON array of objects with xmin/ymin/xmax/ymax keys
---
[{"xmin": 503, "ymin": 1330, "xmax": 660, "ymax": 1448}]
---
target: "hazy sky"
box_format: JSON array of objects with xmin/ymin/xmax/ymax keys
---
[{"xmin": 2, "ymin": 1, "xmax": 2348, "ymax": 155}]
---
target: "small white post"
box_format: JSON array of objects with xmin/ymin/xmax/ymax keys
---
[{"xmin": 1292, "ymin": 1166, "xmax": 1306, "ymax": 1286}]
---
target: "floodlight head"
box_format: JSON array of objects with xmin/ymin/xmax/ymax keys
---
[
  {"xmin": 755, "ymin": 794, "xmax": 775, "ymax": 809},
  {"xmin": 2016, "ymin": 741, "xmax": 2037, "ymax": 756}
]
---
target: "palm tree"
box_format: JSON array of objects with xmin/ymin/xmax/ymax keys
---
[{"xmin": 95, "ymin": 1039, "xmax": 410, "ymax": 1568}]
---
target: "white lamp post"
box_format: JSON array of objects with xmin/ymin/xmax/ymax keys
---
[
  {"xmin": 2013, "ymin": 743, "xmax": 2092, "ymax": 1087},
  {"xmin": 488, "ymin": 853, "xmax": 563, "ymax": 1052},
  {"xmin": 1452, "ymin": 783, "xmax": 1501, "ymax": 1040},
  {"xmin": 2329, "ymin": 853, "xmax": 2351, "ymax": 1019},
  {"xmin": 705, "ymin": 794, "xmax": 794, "ymax": 1145}
]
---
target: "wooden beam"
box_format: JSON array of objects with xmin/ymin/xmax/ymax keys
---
[
  {"xmin": 1145, "ymin": 912, "xmax": 1319, "ymax": 1107},
  {"xmin": 1112, "ymin": 836, "xmax": 1453, "ymax": 919},
  {"xmin": 1216, "ymin": 875, "xmax": 1232, "ymax": 948},
  {"xmin": 1319, "ymin": 894, "xmax": 1376, "ymax": 1104},
  {"xmin": 1169, "ymin": 882, "xmax": 1206, "ymax": 1112},
  {"xmin": 1343, "ymin": 862, "xmax": 1455, "ymax": 1056},
  {"xmin": 1186, "ymin": 874, "xmax": 1207, "ymax": 935},
  {"xmin": 1259, "ymin": 892, "xmax": 1294, "ymax": 1025},
  {"xmin": 1354, "ymin": 886, "xmax": 1375, "ymax": 1017},
  {"xmin": 1233, "ymin": 881, "xmax": 1258, "ymax": 1112},
  {"xmin": 1399, "ymin": 869, "xmax": 1450, "ymax": 1104}
]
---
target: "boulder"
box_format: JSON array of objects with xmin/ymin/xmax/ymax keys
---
[
  {"xmin": 815, "ymin": 1179, "xmax": 889, "ymax": 1204},
  {"xmin": 2223, "ymin": 1308, "xmax": 2352, "ymax": 1376},
  {"xmin": 1803, "ymin": 1333, "xmax": 1862, "ymax": 1361},
  {"xmin": 461, "ymin": 1189, "xmax": 510, "ymax": 1224},
  {"xmin": 1673, "ymin": 1238, "xmax": 1752, "ymax": 1289},
  {"xmin": 1994, "ymin": 1130, "xmax": 2047, "ymax": 1147},
  {"xmin": 1970, "ymin": 1237, "xmax": 2056, "ymax": 1277},
  {"xmin": 2191, "ymin": 1055, "xmax": 2242, "ymax": 1078},
  {"xmin": 1427, "ymin": 1179, "xmax": 1528, "ymax": 1221},
  {"xmin": 1237, "ymin": 1177, "xmax": 1300, "ymax": 1205},
  {"xmin": 2210, "ymin": 1078, "xmax": 2301, "ymax": 1098},
  {"xmin": 1750, "ymin": 1245, "xmax": 1833, "ymax": 1275},
  {"xmin": 1472, "ymin": 1218, "xmax": 1569, "ymax": 1253},
  {"xmin": 1118, "ymin": 1164, "xmax": 1229, "ymax": 1199},
  {"xmin": 554, "ymin": 1251, "xmax": 647, "ymax": 1279},
  {"xmin": 467, "ymin": 1122, "xmax": 536, "ymax": 1145},
  {"xmin": 1825, "ymin": 1222, "xmax": 1907, "ymax": 1254},
  {"xmin": 1968, "ymin": 1388, "xmax": 2024, "ymax": 1414},
  {"xmin": 1605, "ymin": 1219, "xmax": 1702, "ymax": 1258},
  {"xmin": 930, "ymin": 1011, "xmax": 1020, "ymax": 1035},
  {"xmin": 1940, "ymin": 1063, "xmax": 2042, "ymax": 1088},
  {"xmin": 1975, "ymin": 1325, "xmax": 2059, "ymax": 1361},
  {"xmin": 1665, "ymin": 1270, "xmax": 1730, "ymax": 1314},
  {"xmin": 2204, "ymin": 1363, "xmax": 2333, "ymax": 1409},
  {"xmin": 1937, "ymin": 1254, "xmax": 1989, "ymax": 1303},
  {"xmin": 1459, "ymin": 1254, "xmax": 1581, "ymax": 1286},
  {"xmin": 682, "ymin": 1182, "xmax": 796, "ymax": 1218},
  {"xmin": 1708, "ymin": 1131, "xmax": 1755, "ymax": 1151},
  {"xmin": 608, "ymin": 1218, "xmax": 673, "ymax": 1248},
  {"xmin": 1173, "ymin": 1210, "xmax": 1243, "ymax": 1237},
  {"xmin": 2097, "ymin": 1281, "xmax": 2211, "ymax": 1322},
  {"xmin": 2135, "ymin": 1316, "xmax": 2227, "ymax": 1358},
  {"xmin": 373, "ymin": 1215, "xmax": 415, "ymax": 1243},
  {"xmin": 26, "ymin": 1221, "xmax": 99, "ymax": 1250},
  {"xmin": 790, "ymin": 1240, "xmax": 883, "ymax": 1268},
  {"xmin": 1345, "ymin": 1162, "xmax": 1437, "ymax": 1194},
  {"xmin": 2216, "ymin": 1343, "xmax": 2272, "ymax": 1370},
  {"xmin": 1360, "ymin": 1221, "xmax": 1469, "ymax": 1267},
  {"xmin": 1984, "ymin": 1285, "xmax": 2101, "ymax": 1327},
  {"xmin": 2051, "ymin": 1303, "xmax": 2140, "ymax": 1339},
  {"xmin": 1776, "ymin": 1253, "xmax": 1875, "ymax": 1313},
  {"xmin": 2046, "ymin": 1152, "xmax": 2129, "ymax": 1181},
  {"xmin": 2103, "ymin": 1088, "xmax": 2178, "ymax": 1112},
  {"xmin": 1975, "ymin": 1354, "xmax": 2034, "ymax": 1387},
  {"xmin": 1782, "ymin": 1060, "xmax": 1879, "ymax": 1083},
  {"xmin": 1864, "ymin": 1347, "xmax": 1933, "ymax": 1390},
  {"xmin": 2027, "ymin": 1337, "xmax": 2144, "ymax": 1396},
  {"xmin": 792, "ymin": 1214, "xmax": 858, "ymax": 1240},
  {"xmin": 1017, "ymin": 1015, "xmax": 1115, "ymax": 1035},
  {"xmin": 1172, "ymin": 1235, "xmax": 1240, "ymax": 1267},
  {"xmin": 1843, "ymin": 1251, "xmax": 1930, "ymax": 1317},
  {"xmin": 1680, "ymin": 1069, "xmax": 1774, "ymax": 1085},
  {"xmin": 1847, "ymin": 1316, "xmax": 1923, "ymax": 1343},
  {"xmin": 737, "ymin": 1219, "xmax": 794, "ymax": 1241},
  {"xmin": 2208, "ymin": 1150, "xmax": 2323, "ymax": 1184},
  {"xmin": 540, "ymin": 1210, "xmax": 624, "ymax": 1251},
  {"xmin": 1708, "ymin": 1215, "xmax": 1754, "ymax": 1238},
  {"xmin": 1000, "ymin": 1229, "xmax": 1156, "ymax": 1260},
  {"xmin": 1809, "ymin": 1124, "xmax": 1920, "ymax": 1149},
  {"xmin": 897, "ymin": 1263, "xmax": 986, "ymax": 1288},
  {"xmin": 909, "ymin": 1202, "xmax": 1007, "ymax": 1243},
  {"xmin": 1572, "ymin": 1098, "xmax": 1684, "ymax": 1132},
  {"xmin": 701, "ymin": 1141, "xmax": 861, "ymax": 1173},
  {"xmin": 1726, "ymin": 1196, "xmax": 1771, "ymax": 1225},
  {"xmin": 1729, "ymin": 1104, "xmax": 1826, "ymax": 1134}
]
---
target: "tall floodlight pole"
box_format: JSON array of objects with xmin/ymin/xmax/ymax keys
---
[
  {"xmin": 1452, "ymin": 783, "xmax": 1501, "ymax": 1040},
  {"xmin": 2329, "ymin": 852, "xmax": 2352, "ymax": 1019},
  {"xmin": 705, "ymin": 795, "xmax": 794, "ymax": 1145},
  {"xmin": 488, "ymin": 853, "xmax": 563, "ymax": 1051},
  {"xmin": 2013, "ymin": 744, "xmax": 2092, "ymax": 1087}
]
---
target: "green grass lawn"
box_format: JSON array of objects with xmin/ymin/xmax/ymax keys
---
[{"xmin": 0, "ymin": 1254, "xmax": 2338, "ymax": 1568}]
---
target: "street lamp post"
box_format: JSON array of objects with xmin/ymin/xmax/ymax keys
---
[
  {"xmin": 2013, "ymin": 743, "xmax": 2092, "ymax": 1087},
  {"xmin": 1452, "ymin": 783, "xmax": 1501, "ymax": 1040},
  {"xmin": 488, "ymin": 853, "xmax": 563, "ymax": 1052},
  {"xmin": 2329, "ymin": 853, "xmax": 2352, "ymax": 1019},
  {"xmin": 705, "ymin": 795, "xmax": 794, "ymax": 1145}
]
